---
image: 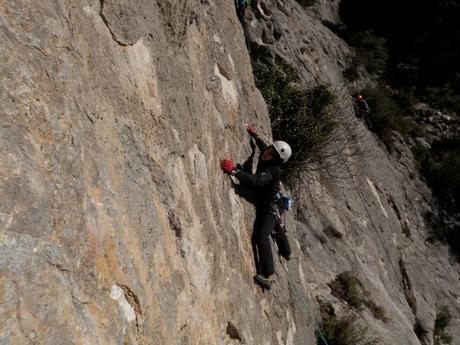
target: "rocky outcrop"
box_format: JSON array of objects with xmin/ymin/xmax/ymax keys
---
[{"xmin": 1, "ymin": 0, "xmax": 459, "ymax": 344}]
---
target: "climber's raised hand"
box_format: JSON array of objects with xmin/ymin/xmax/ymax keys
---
[{"xmin": 220, "ymin": 159, "xmax": 236, "ymax": 175}]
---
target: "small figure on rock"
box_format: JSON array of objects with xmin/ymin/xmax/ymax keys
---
[
  {"xmin": 220, "ymin": 124, "xmax": 292, "ymax": 290},
  {"xmin": 353, "ymin": 94, "xmax": 372, "ymax": 128},
  {"xmin": 235, "ymin": 0, "xmax": 251, "ymax": 22}
]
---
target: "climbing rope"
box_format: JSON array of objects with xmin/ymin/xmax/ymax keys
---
[
  {"xmin": 244, "ymin": 4, "xmax": 412, "ymax": 342},
  {"xmin": 279, "ymin": 259, "xmax": 330, "ymax": 345},
  {"xmin": 270, "ymin": 11, "xmax": 318, "ymax": 88},
  {"xmin": 269, "ymin": 3, "xmax": 404, "ymax": 289},
  {"xmin": 338, "ymin": 142, "xmax": 403, "ymax": 284}
]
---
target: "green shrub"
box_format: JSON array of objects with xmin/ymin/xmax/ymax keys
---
[
  {"xmin": 364, "ymin": 300, "xmax": 387, "ymax": 322},
  {"xmin": 349, "ymin": 31, "xmax": 388, "ymax": 77},
  {"xmin": 329, "ymin": 272, "xmax": 387, "ymax": 321},
  {"xmin": 419, "ymin": 135, "xmax": 460, "ymax": 210},
  {"xmin": 416, "ymin": 134, "xmax": 460, "ymax": 260},
  {"xmin": 423, "ymin": 153, "xmax": 460, "ymax": 208},
  {"xmin": 423, "ymin": 86, "xmax": 460, "ymax": 116},
  {"xmin": 434, "ymin": 306, "xmax": 452, "ymax": 345},
  {"xmin": 253, "ymin": 61, "xmax": 337, "ymax": 184},
  {"xmin": 343, "ymin": 63, "xmax": 360, "ymax": 82},
  {"xmin": 360, "ymin": 86, "xmax": 414, "ymax": 151},
  {"xmin": 329, "ymin": 272, "xmax": 365, "ymax": 309},
  {"xmin": 318, "ymin": 313, "xmax": 378, "ymax": 345}
]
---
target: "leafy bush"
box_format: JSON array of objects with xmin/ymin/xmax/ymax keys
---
[
  {"xmin": 424, "ymin": 86, "xmax": 460, "ymax": 117},
  {"xmin": 343, "ymin": 62, "xmax": 360, "ymax": 82},
  {"xmin": 422, "ymin": 142, "xmax": 460, "ymax": 209},
  {"xmin": 349, "ymin": 31, "xmax": 388, "ymax": 77},
  {"xmin": 334, "ymin": 271, "xmax": 365, "ymax": 309},
  {"xmin": 434, "ymin": 306, "xmax": 452, "ymax": 345},
  {"xmin": 364, "ymin": 299, "xmax": 387, "ymax": 322},
  {"xmin": 253, "ymin": 61, "xmax": 337, "ymax": 184},
  {"xmin": 318, "ymin": 312, "xmax": 378, "ymax": 345},
  {"xmin": 360, "ymin": 86, "xmax": 412, "ymax": 151},
  {"xmin": 329, "ymin": 272, "xmax": 387, "ymax": 321},
  {"xmin": 415, "ymin": 134, "xmax": 460, "ymax": 260},
  {"xmin": 339, "ymin": 0, "xmax": 460, "ymax": 116}
]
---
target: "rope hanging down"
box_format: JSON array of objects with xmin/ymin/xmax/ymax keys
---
[
  {"xmin": 250, "ymin": 3, "xmax": 408, "ymax": 342},
  {"xmin": 270, "ymin": 4, "xmax": 404, "ymax": 289},
  {"xmin": 280, "ymin": 261, "xmax": 330, "ymax": 345}
]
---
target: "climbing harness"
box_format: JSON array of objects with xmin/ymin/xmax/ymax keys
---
[
  {"xmin": 275, "ymin": 191, "xmax": 293, "ymax": 211},
  {"xmin": 271, "ymin": 192, "xmax": 293, "ymax": 221}
]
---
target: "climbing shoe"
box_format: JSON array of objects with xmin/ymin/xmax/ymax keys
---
[{"xmin": 254, "ymin": 274, "xmax": 272, "ymax": 290}]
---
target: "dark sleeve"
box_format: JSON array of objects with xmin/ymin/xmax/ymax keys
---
[
  {"xmin": 252, "ymin": 134, "xmax": 268, "ymax": 152},
  {"xmin": 236, "ymin": 168, "xmax": 274, "ymax": 187}
]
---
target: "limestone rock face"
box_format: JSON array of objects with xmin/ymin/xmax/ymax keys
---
[{"xmin": 1, "ymin": 1, "xmax": 459, "ymax": 345}]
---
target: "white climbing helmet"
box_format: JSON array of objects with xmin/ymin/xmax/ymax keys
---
[{"xmin": 273, "ymin": 141, "xmax": 292, "ymax": 163}]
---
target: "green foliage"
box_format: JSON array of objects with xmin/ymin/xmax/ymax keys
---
[
  {"xmin": 337, "ymin": 272, "xmax": 365, "ymax": 308},
  {"xmin": 318, "ymin": 313, "xmax": 378, "ymax": 345},
  {"xmin": 339, "ymin": 0, "xmax": 460, "ymax": 116},
  {"xmin": 364, "ymin": 300, "xmax": 387, "ymax": 322},
  {"xmin": 434, "ymin": 306, "xmax": 452, "ymax": 345},
  {"xmin": 329, "ymin": 272, "xmax": 387, "ymax": 321},
  {"xmin": 343, "ymin": 62, "xmax": 359, "ymax": 82},
  {"xmin": 360, "ymin": 86, "xmax": 412, "ymax": 151},
  {"xmin": 415, "ymin": 133, "xmax": 460, "ymax": 260},
  {"xmin": 416, "ymin": 134, "xmax": 460, "ymax": 210},
  {"xmin": 295, "ymin": 0, "xmax": 316, "ymax": 8},
  {"xmin": 423, "ymin": 151, "xmax": 460, "ymax": 208},
  {"xmin": 349, "ymin": 31, "xmax": 388, "ymax": 77},
  {"xmin": 253, "ymin": 61, "xmax": 337, "ymax": 184},
  {"xmin": 424, "ymin": 86, "xmax": 460, "ymax": 117}
]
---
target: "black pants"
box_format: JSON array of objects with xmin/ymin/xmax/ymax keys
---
[
  {"xmin": 273, "ymin": 224, "xmax": 291, "ymax": 259},
  {"xmin": 253, "ymin": 212, "xmax": 277, "ymax": 277}
]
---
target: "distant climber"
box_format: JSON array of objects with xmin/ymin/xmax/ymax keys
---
[
  {"xmin": 353, "ymin": 94, "xmax": 372, "ymax": 128},
  {"xmin": 220, "ymin": 125, "xmax": 292, "ymax": 290},
  {"xmin": 235, "ymin": 0, "xmax": 250, "ymax": 22}
]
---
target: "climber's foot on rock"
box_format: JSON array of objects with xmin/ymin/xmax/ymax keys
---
[{"xmin": 254, "ymin": 274, "xmax": 272, "ymax": 290}]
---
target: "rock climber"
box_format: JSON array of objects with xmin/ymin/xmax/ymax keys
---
[
  {"xmin": 235, "ymin": 0, "xmax": 250, "ymax": 22},
  {"xmin": 220, "ymin": 125, "xmax": 292, "ymax": 290},
  {"xmin": 353, "ymin": 94, "xmax": 372, "ymax": 128}
]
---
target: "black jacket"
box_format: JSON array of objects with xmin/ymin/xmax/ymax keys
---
[
  {"xmin": 236, "ymin": 135, "xmax": 281, "ymax": 212},
  {"xmin": 356, "ymin": 99, "xmax": 370, "ymax": 114}
]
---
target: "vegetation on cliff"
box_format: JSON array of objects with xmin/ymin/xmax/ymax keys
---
[
  {"xmin": 335, "ymin": 0, "xmax": 460, "ymax": 259},
  {"xmin": 253, "ymin": 60, "xmax": 337, "ymax": 184}
]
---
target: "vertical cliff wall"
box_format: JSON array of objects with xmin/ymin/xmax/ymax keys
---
[{"xmin": 1, "ymin": 1, "xmax": 459, "ymax": 344}]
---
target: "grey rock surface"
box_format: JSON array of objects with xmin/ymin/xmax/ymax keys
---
[{"xmin": 1, "ymin": 0, "xmax": 459, "ymax": 345}]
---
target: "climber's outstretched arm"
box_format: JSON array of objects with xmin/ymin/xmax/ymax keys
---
[{"xmin": 246, "ymin": 125, "xmax": 268, "ymax": 152}]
